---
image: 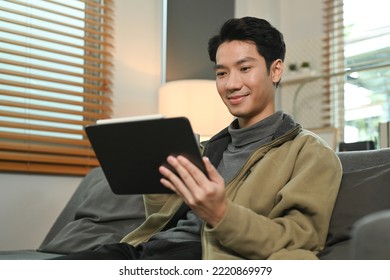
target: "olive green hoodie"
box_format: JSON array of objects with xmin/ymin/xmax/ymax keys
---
[{"xmin": 121, "ymin": 114, "xmax": 342, "ymax": 259}]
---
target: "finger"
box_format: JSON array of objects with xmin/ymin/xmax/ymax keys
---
[
  {"xmin": 159, "ymin": 162, "xmax": 194, "ymax": 198},
  {"xmin": 166, "ymin": 156, "xmax": 210, "ymax": 205},
  {"xmin": 176, "ymin": 155, "xmax": 208, "ymax": 186},
  {"xmin": 202, "ymin": 157, "xmax": 224, "ymax": 184},
  {"xmin": 159, "ymin": 176, "xmax": 175, "ymax": 191},
  {"xmin": 167, "ymin": 156, "xmax": 199, "ymax": 187}
]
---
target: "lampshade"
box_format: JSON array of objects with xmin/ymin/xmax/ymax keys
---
[{"xmin": 158, "ymin": 79, "xmax": 233, "ymax": 138}]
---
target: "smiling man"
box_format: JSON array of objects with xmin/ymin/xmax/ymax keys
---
[
  {"xmin": 157, "ymin": 17, "xmax": 342, "ymax": 259},
  {"xmin": 54, "ymin": 17, "xmax": 342, "ymax": 260}
]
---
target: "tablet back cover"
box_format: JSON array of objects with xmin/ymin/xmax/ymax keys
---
[{"xmin": 85, "ymin": 116, "xmax": 205, "ymax": 194}]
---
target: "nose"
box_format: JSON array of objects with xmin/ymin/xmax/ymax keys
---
[{"xmin": 225, "ymin": 71, "xmax": 243, "ymax": 92}]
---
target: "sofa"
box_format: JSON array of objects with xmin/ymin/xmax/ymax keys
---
[{"xmin": 1, "ymin": 148, "xmax": 390, "ymax": 260}]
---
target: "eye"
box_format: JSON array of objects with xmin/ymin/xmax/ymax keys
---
[
  {"xmin": 216, "ymin": 71, "xmax": 226, "ymax": 78},
  {"xmin": 241, "ymin": 66, "xmax": 251, "ymax": 72}
]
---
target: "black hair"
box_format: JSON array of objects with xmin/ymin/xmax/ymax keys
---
[{"xmin": 208, "ymin": 17, "xmax": 286, "ymax": 73}]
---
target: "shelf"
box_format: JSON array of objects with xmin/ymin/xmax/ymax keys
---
[{"xmin": 281, "ymin": 70, "xmax": 321, "ymax": 85}]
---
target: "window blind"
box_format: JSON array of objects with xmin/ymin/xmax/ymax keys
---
[
  {"xmin": 323, "ymin": 0, "xmax": 390, "ymax": 143},
  {"xmin": 323, "ymin": 0, "xmax": 345, "ymax": 132},
  {"xmin": 0, "ymin": 0, "xmax": 114, "ymax": 175}
]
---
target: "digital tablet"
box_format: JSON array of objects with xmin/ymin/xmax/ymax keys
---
[{"xmin": 85, "ymin": 115, "xmax": 206, "ymax": 194}]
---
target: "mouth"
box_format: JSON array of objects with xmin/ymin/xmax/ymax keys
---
[{"xmin": 227, "ymin": 93, "xmax": 249, "ymax": 105}]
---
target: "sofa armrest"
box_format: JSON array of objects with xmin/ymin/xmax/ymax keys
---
[{"xmin": 350, "ymin": 210, "xmax": 390, "ymax": 259}]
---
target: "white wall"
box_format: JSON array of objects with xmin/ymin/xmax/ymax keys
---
[
  {"xmin": 235, "ymin": 0, "xmax": 281, "ymax": 27},
  {"xmin": 0, "ymin": 174, "xmax": 81, "ymax": 250},
  {"xmin": 235, "ymin": 0, "xmax": 322, "ymax": 44},
  {"xmin": 112, "ymin": 0, "xmax": 163, "ymax": 118},
  {"xmin": 0, "ymin": 0, "xmax": 323, "ymax": 251}
]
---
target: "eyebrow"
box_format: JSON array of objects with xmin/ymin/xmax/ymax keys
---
[{"xmin": 214, "ymin": 56, "xmax": 257, "ymax": 71}]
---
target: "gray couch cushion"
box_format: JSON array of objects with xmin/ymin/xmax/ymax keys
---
[
  {"xmin": 38, "ymin": 167, "xmax": 145, "ymax": 254},
  {"xmin": 319, "ymin": 162, "xmax": 390, "ymax": 259}
]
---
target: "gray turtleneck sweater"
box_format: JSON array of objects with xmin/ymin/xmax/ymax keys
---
[{"xmin": 217, "ymin": 111, "xmax": 283, "ymax": 184}]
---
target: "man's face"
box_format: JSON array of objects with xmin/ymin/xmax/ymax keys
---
[{"xmin": 214, "ymin": 40, "xmax": 283, "ymax": 128}]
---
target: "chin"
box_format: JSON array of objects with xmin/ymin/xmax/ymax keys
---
[{"xmin": 227, "ymin": 107, "xmax": 248, "ymax": 118}]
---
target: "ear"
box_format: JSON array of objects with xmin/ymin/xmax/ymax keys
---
[{"xmin": 270, "ymin": 59, "xmax": 284, "ymax": 85}]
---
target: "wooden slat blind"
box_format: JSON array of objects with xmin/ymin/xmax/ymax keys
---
[
  {"xmin": 0, "ymin": 0, "xmax": 114, "ymax": 175},
  {"xmin": 323, "ymin": 0, "xmax": 390, "ymax": 143},
  {"xmin": 322, "ymin": 0, "xmax": 345, "ymax": 130}
]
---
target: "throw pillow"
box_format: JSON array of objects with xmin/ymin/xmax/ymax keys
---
[{"xmin": 38, "ymin": 168, "xmax": 145, "ymax": 254}]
